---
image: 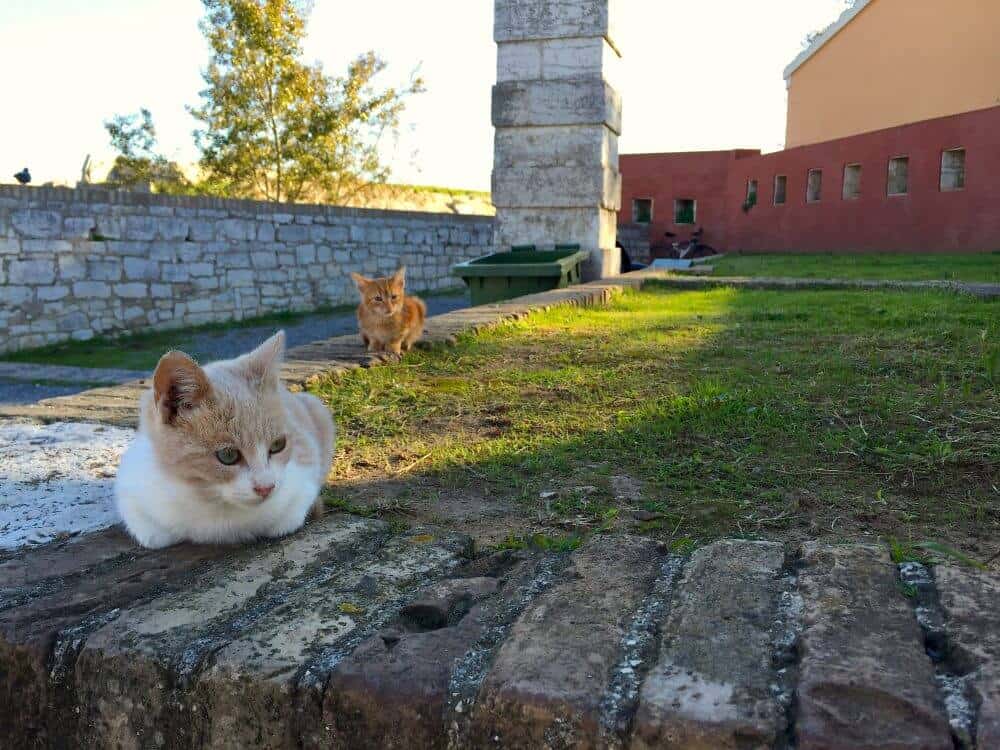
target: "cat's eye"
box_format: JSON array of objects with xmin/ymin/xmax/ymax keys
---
[
  {"xmin": 390, "ymin": 294, "xmax": 398, "ymax": 300},
  {"xmin": 269, "ymin": 436, "xmax": 287, "ymax": 454},
  {"xmin": 215, "ymin": 447, "xmax": 241, "ymax": 465},
  {"xmin": 374, "ymin": 295, "xmax": 383, "ymax": 302}
]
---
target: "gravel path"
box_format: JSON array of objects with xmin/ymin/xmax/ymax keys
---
[
  {"xmin": 177, "ymin": 292, "xmax": 469, "ymax": 363},
  {"xmin": 0, "ymin": 380, "xmax": 87, "ymax": 406}
]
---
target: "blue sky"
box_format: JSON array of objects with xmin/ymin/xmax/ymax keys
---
[{"xmin": 0, "ymin": 1, "xmax": 848, "ymax": 191}]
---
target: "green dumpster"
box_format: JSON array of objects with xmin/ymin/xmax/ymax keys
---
[{"xmin": 452, "ymin": 245, "xmax": 590, "ymax": 306}]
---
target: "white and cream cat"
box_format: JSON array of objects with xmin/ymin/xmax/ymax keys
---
[{"xmin": 115, "ymin": 331, "xmax": 335, "ymax": 549}]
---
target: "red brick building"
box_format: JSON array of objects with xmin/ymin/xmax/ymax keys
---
[{"xmin": 621, "ymin": 0, "xmax": 1000, "ymax": 255}]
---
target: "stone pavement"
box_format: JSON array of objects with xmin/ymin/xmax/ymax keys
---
[
  {"xmin": 2, "ymin": 522, "xmax": 998, "ymax": 749},
  {"xmin": 3, "ymin": 270, "xmax": 999, "ymax": 748},
  {"xmin": 0, "ymin": 362, "xmax": 150, "ymax": 407}
]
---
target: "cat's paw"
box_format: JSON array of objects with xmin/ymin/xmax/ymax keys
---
[{"xmin": 127, "ymin": 524, "xmax": 180, "ymax": 549}]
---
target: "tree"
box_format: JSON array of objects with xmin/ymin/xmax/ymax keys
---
[
  {"xmin": 104, "ymin": 109, "xmax": 191, "ymax": 193},
  {"xmin": 190, "ymin": 0, "xmax": 423, "ymax": 204}
]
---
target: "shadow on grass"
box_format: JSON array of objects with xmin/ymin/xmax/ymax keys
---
[{"xmin": 311, "ymin": 284, "xmax": 1000, "ymax": 558}]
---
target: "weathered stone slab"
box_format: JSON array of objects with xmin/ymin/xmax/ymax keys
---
[
  {"xmin": 935, "ymin": 565, "xmax": 1000, "ymax": 748},
  {"xmin": 492, "ymin": 79, "xmax": 622, "ymax": 134},
  {"xmin": 468, "ymin": 536, "xmax": 662, "ymax": 748},
  {"xmin": 321, "ymin": 559, "xmax": 520, "ymax": 749},
  {"xmin": 492, "ymin": 164, "xmax": 621, "ymax": 210},
  {"xmin": 497, "ymin": 38, "xmax": 621, "ymax": 86},
  {"xmin": 631, "ymin": 540, "xmax": 788, "ymax": 750},
  {"xmin": 72, "ymin": 514, "xmax": 386, "ymax": 748},
  {"xmin": 495, "ymin": 206, "xmax": 619, "ymax": 277},
  {"xmin": 0, "ymin": 536, "xmax": 230, "ymax": 748},
  {"xmin": 0, "ymin": 526, "xmax": 138, "ymax": 604},
  {"xmin": 190, "ymin": 527, "xmax": 472, "ymax": 749},
  {"xmin": 795, "ymin": 544, "xmax": 951, "ymax": 750},
  {"xmin": 494, "ymin": 0, "xmax": 619, "ymax": 49},
  {"xmin": 11, "ymin": 209, "xmax": 63, "ymax": 238},
  {"xmin": 494, "ymin": 125, "xmax": 617, "ymax": 169}
]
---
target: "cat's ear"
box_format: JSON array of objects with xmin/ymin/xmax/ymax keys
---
[
  {"xmin": 241, "ymin": 330, "xmax": 285, "ymax": 387},
  {"xmin": 153, "ymin": 351, "xmax": 211, "ymax": 424},
  {"xmin": 350, "ymin": 272, "xmax": 372, "ymax": 291},
  {"xmin": 391, "ymin": 266, "xmax": 406, "ymax": 289}
]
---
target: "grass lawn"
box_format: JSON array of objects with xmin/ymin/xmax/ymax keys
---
[
  {"xmin": 712, "ymin": 252, "xmax": 1000, "ymax": 282},
  {"xmin": 312, "ymin": 282, "xmax": 1000, "ymax": 562}
]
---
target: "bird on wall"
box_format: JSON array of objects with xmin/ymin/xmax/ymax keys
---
[{"xmin": 14, "ymin": 168, "xmax": 31, "ymax": 185}]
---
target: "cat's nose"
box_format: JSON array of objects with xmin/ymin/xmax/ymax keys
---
[{"xmin": 253, "ymin": 483, "xmax": 274, "ymax": 499}]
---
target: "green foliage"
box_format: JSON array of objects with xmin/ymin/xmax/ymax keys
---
[
  {"xmin": 104, "ymin": 109, "xmax": 191, "ymax": 194},
  {"xmin": 981, "ymin": 329, "xmax": 1000, "ymax": 385},
  {"xmin": 914, "ymin": 542, "xmax": 988, "ymax": 570},
  {"xmin": 190, "ymin": 0, "xmax": 423, "ymax": 203},
  {"xmin": 889, "ymin": 538, "xmax": 987, "ymax": 569},
  {"xmin": 670, "ymin": 537, "xmax": 698, "ymax": 555},
  {"xmin": 888, "ymin": 538, "xmax": 930, "ymax": 565}
]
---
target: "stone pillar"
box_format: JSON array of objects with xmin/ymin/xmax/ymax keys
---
[{"xmin": 492, "ymin": 0, "xmax": 623, "ymax": 279}]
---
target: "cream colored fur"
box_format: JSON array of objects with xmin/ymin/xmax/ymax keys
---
[{"xmin": 115, "ymin": 331, "xmax": 335, "ymax": 548}]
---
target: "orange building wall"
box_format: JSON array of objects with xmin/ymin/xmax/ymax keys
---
[{"xmin": 785, "ymin": 0, "xmax": 1000, "ymax": 147}]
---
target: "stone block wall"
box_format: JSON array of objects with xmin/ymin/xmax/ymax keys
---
[
  {"xmin": 492, "ymin": 0, "xmax": 623, "ymax": 279},
  {"xmin": 0, "ymin": 185, "xmax": 495, "ymax": 354}
]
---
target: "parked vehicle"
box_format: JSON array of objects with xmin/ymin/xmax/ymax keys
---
[{"xmin": 660, "ymin": 227, "xmax": 717, "ymax": 259}]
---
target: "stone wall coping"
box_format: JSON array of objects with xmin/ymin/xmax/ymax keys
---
[{"xmin": 0, "ymin": 184, "xmax": 495, "ymax": 225}]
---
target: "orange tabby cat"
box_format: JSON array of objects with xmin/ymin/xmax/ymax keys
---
[{"xmin": 350, "ymin": 267, "xmax": 427, "ymax": 355}]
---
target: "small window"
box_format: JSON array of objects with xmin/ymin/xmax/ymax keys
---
[
  {"xmin": 674, "ymin": 198, "xmax": 696, "ymax": 225},
  {"xmin": 941, "ymin": 148, "xmax": 965, "ymax": 191},
  {"xmin": 843, "ymin": 164, "xmax": 862, "ymax": 200},
  {"xmin": 773, "ymin": 175, "xmax": 787, "ymax": 205},
  {"xmin": 807, "ymin": 169, "xmax": 823, "ymax": 203},
  {"xmin": 632, "ymin": 198, "xmax": 653, "ymax": 224},
  {"xmin": 742, "ymin": 179, "xmax": 759, "ymax": 212},
  {"xmin": 888, "ymin": 156, "xmax": 909, "ymax": 196}
]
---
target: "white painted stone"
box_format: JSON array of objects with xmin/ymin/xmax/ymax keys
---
[{"xmin": 0, "ymin": 421, "xmax": 133, "ymax": 550}]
